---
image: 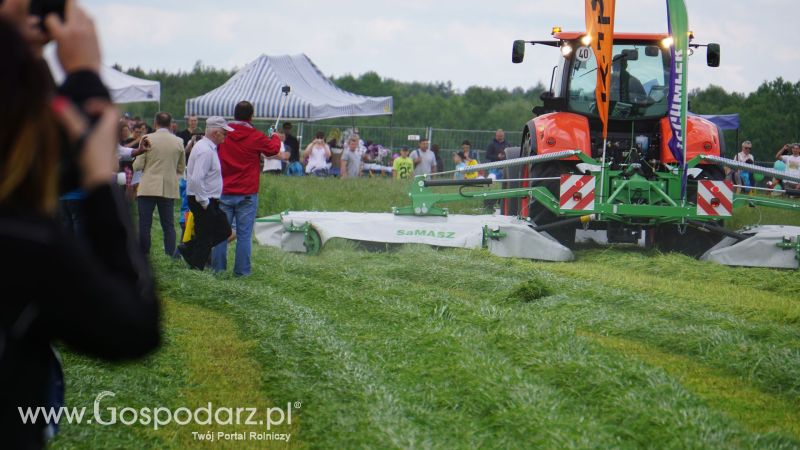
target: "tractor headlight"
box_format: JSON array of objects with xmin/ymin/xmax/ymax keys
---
[{"xmin": 561, "ymin": 44, "xmax": 573, "ymax": 57}]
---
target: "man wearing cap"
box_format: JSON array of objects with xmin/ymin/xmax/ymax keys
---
[{"xmin": 179, "ymin": 116, "xmax": 234, "ymax": 270}]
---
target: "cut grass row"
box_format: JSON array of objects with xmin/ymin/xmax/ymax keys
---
[
  {"xmin": 50, "ymin": 176, "xmax": 800, "ymax": 448},
  {"xmin": 152, "ymin": 241, "xmax": 799, "ymax": 448}
]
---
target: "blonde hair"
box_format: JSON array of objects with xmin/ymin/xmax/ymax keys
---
[{"xmin": 0, "ymin": 114, "xmax": 60, "ymax": 214}]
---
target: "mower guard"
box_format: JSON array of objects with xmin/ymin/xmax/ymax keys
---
[
  {"xmin": 254, "ymin": 211, "xmax": 574, "ymax": 262},
  {"xmin": 701, "ymin": 225, "xmax": 800, "ymax": 269}
]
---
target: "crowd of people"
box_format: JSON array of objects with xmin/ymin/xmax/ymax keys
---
[
  {"xmin": 727, "ymin": 140, "xmax": 800, "ymax": 195},
  {"xmin": 203, "ymin": 125, "xmax": 512, "ymax": 181}
]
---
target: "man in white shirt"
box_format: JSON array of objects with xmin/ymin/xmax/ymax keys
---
[
  {"xmin": 263, "ymin": 141, "xmax": 286, "ymax": 174},
  {"xmin": 178, "ymin": 117, "xmax": 234, "ymax": 270},
  {"xmin": 410, "ymin": 138, "xmax": 437, "ymax": 176}
]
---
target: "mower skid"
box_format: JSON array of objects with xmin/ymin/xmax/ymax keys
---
[
  {"xmin": 254, "ymin": 211, "xmax": 574, "ymax": 261},
  {"xmin": 700, "ymin": 225, "xmax": 800, "ymax": 269},
  {"xmin": 486, "ymin": 223, "xmax": 574, "ymax": 261}
]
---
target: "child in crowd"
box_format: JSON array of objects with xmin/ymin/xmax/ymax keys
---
[
  {"xmin": 463, "ymin": 150, "xmax": 478, "ymax": 180},
  {"xmin": 393, "ymin": 147, "xmax": 414, "ymax": 180},
  {"xmin": 453, "ymin": 151, "xmax": 466, "ymax": 180}
]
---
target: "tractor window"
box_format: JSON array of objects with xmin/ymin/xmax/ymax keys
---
[{"xmin": 568, "ymin": 43, "xmax": 670, "ymax": 120}]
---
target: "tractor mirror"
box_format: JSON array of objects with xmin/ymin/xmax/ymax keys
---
[
  {"xmin": 512, "ymin": 40, "xmax": 526, "ymax": 64},
  {"xmin": 621, "ymin": 49, "xmax": 639, "ymax": 61},
  {"xmin": 707, "ymin": 43, "xmax": 720, "ymax": 67},
  {"xmin": 645, "ymin": 46, "xmax": 660, "ymax": 57}
]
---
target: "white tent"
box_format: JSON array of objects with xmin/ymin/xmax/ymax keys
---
[
  {"xmin": 185, "ymin": 54, "xmax": 392, "ymax": 120},
  {"xmin": 44, "ymin": 44, "xmax": 160, "ymax": 104}
]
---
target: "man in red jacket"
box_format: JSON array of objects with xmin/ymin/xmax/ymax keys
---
[{"xmin": 211, "ymin": 101, "xmax": 287, "ymax": 276}]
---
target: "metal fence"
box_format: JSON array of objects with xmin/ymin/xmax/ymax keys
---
[
  {"xmin": 169, "ymin": 120, "xmax": 523, "ymax": 171},
  {"xmin": 298, "ymin": 124, "xmax": 523, "ymax": 171}
]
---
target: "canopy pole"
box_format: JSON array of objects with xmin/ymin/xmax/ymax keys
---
[
  {"xmin": 299, "ymin": 122, "xmax": 304, "ymax": 149},
  {"xmin": 390, "ymin": 115, "xmax": 394, "ymax": 151}
]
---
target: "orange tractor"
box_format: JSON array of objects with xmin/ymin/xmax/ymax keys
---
[{"xmin": 503, "ymin": 29, "xmax": 729, "ymax": 255}]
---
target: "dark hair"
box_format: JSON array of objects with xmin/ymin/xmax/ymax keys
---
[
  {"xmin": 282, "ymin": 122, "xmax": 293, "ymax": 130},
  {"xmin": 431, "ymin": 144, "xmax": 440, "ymax": 152},
  {"xmin": 0, "ymin": 18, "xmax": 59, "ymax": 213},
  {"xmin": 315, "ymin": 131, "xmax": 325, "ymax": 139},
  {"xmin": 234, "ymin": 101, "xmax": 254, "ymax": 121},
  {"xmin": 154, "ymin": 112, "xmax": 172, "ymax": 128},
  {"xmin": 400, "ymin": 146, "xmax": 409, "ymax": 152},
  {"xmin": 461, "ymin": 140, "xmax": 471, "ymax": 146},
  {"xmin": 420, "ymin": 137, "xmax": 429, "ymax": 143}
]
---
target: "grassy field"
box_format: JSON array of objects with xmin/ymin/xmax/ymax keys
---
[{"xmin": 51, "ymin": 176, "xmax": 800, "ymax": 449}]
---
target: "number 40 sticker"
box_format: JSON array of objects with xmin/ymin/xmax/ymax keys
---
[{"xmin": 576, "ymin": 46, "xmax": 591, "ymax": 62}]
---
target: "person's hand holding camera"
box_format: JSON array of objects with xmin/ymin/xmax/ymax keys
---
[
  {"xmin": 0, "ymin": 0, "xmax": 49, "ymax": 55},
  {"xmin": 44, "ymin": 0, "xmax": 101, "ymax": 74}
]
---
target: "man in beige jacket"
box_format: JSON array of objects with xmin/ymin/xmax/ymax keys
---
[{"xmin": 133, "ymin": 112, "xmax": 186, "ymax": 255}]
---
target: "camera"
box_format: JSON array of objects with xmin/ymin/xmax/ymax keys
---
[
  {"xmin": 0, "ymin": 0, "xmax": 66, "ymax": 29},
  {"xmin": 29, "ymin": 0, "xmax": 66, "ymax": 23}
]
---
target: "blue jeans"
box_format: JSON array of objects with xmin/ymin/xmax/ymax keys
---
[{"xmin": 211, "ymin": 194, "xmax": 258, "ymax": 276}]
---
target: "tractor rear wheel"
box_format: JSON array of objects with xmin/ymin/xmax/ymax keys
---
[{"xmin": 529, "ymin": 160, "xmax": 577, "ymax": 248}]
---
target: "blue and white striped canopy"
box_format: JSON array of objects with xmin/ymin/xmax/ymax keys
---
[{"xmin": 185, "ymin": 54, "xmax": 393, "ymax": 121}]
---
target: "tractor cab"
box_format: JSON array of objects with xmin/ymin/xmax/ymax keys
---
[{"xmin": 513, "ymin": 30, "xmax": 722, "ymax": 169}]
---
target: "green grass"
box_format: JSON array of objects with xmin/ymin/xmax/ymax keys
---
[{"xmin": 50, "ymin": 176, "xmax": 800, "ymax": 449}]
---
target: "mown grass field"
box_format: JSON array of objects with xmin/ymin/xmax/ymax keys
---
[{"xmin": 52, "ymin": 176, "xmax": 800, "ymax": 449}]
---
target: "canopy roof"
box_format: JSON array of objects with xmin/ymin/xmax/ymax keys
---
[
  {"xmin": 185, "ymin": 54, "xmax": 393, "ymax": 121},
  {"xmin": 691, "ymin": 113, "xmax": 740, "ymax": 130},
  {"xmin": 45, "ymin": 45, "xmax": 160, "ymax": 104}
]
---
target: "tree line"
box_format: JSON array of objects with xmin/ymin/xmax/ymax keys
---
[{"xmin": 118, "ymin": 62, "xmax": 798, "ymax": 161}]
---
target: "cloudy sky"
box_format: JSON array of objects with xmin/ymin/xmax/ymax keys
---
[{"xmin": 83, "ymin": 0, "xmax": 797, "ymax": 94}]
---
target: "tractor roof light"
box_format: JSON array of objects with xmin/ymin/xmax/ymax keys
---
[
  {"xmin": 661, "ymin": 36, "xmax": 674, "ymax": 48},
  {"xmin": 581, "ymin": 35, "xmax": 592, "ymax": 46},
  {"xmin": 551, "ymin": 26, "xmax": 563, "ymax": 36},
  {"xmin": 561, "ymin": 44, "xmax": 573, "ymax": 57}
]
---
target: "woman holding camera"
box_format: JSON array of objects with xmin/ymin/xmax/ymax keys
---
[
  {"xmin": 0, "ymin": 1, "xmax": 160, "ymax": 447},
  {"xmin": 303, "ymin": 131, "xmax": 332, "ymax": 176}
]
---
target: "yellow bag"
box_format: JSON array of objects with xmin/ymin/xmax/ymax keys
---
[{"xmin": 182, "ymin": 212, "xmax": 195, "ymax": 243}]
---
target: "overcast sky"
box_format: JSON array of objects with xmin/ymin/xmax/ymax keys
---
[{"xmin": 84, "ymin": 0, "xmax": 798, "ymax": 94}]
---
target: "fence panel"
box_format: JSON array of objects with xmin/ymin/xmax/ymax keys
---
[{"xmin": 167, "ymin": 120, "xmax": 522, "ymax": 172}]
